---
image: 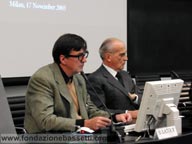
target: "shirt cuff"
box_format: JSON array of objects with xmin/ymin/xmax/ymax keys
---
[
  {"xmin": 134, "ymin": 95, "xmax": 139, "ymax": 103},
  {"xmin": 75, "ymin": 119, "xmax": 85, "ymax": 129}
]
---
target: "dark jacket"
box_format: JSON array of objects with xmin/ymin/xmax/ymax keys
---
[{"xmin": 87, "ymin": 65, "xmax": 141, "ymax": 114}]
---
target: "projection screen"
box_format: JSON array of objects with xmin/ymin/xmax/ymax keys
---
[{"xmin": 0, "ymin": 0, "xmax": 127, "ymax": 78}]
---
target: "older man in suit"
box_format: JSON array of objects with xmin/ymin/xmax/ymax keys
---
[
  {"xmin": 87, "ymin": 38, "xmax": 141, "ymax": 120},
  {"xmin": 24, "ymin": 34, "xmax": 132, "ymax": 134}
]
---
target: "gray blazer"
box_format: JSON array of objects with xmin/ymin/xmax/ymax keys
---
[
  {"xmin": 24, "ymin": 63, "xmax": 109, "ymax": 133},
  {"xmin": 87, "ymin": 65, "xmax": 141, "ymax": 114}
]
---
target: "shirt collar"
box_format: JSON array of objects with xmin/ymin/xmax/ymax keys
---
[
  {"xmin": 102, "ymin": 63, "xmax": 117, "ymax": 78},
  {"xmin": 58, "ymin": 64, "xmax": 73, "ymax": 84}
]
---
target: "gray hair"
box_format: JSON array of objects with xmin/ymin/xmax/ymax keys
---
[{"xmin": 99, "ymin": 38, "xmax": 122, "ymax": 60}]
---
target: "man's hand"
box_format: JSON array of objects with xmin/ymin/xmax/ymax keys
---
[
  {"xmin": 84, "ymin": 116, "xmax": 111, "ymax": 131},
  {"xmin": 115, "ymin": 113, "xmax": 132, "ymax": 124},
  {"xmin": 128, "ymin": 110, "xmax": 138, "ymax": 119},
  {"xmin": 128, "ymin": 93, "xmax": 138, "ymax": 101}
]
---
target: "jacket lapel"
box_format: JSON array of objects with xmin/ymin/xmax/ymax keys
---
[
  {"xmin": 73, "ymin": 76, "xmax": 88, "ymax": 119},
  {"xmin": 107, "ymin": 74, "xmax": 129, "ymax": 96},
  {"xmin": 51, "ymin": 63, "xmax": 88, "ymax": 119},
  {"xmin": 51, "ymin": 63, "xmax": 72, "ymax": 103},
  {"xmin": 50, "ymin": 63, "xmax": 88, "ymax": 119},
  {"xmin": 100, "ymin": 66, "xmax": 129, "ymax": 96},
  {"xmin": 50, "ymin": 63, "xmax": 78, "ymax": 118}
]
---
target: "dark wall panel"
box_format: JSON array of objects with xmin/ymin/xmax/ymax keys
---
[{"xmin": 128, "ymin": 0, "xmax": 192, "ymax": 76}]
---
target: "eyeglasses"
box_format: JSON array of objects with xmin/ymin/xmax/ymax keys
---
[{"xmin": 67, "ymin": 51, "xmax": 89, "ymax": 61}]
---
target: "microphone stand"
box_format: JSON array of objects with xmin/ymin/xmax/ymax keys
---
[
  {"xmin": 171, "ymin": 71, "xmax": 192, "ymax": 108},
  {"xmin": 80, "ymin": 71, "xmax": 123, "ymax": 143}
]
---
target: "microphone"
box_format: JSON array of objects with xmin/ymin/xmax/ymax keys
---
[
  {"xmin": 80, "ymin": 71, "xmax": 123, "ymax": 143},
  {"xmin": 171, "ymin": 70, "xmax": 180, "ymax": 79}
]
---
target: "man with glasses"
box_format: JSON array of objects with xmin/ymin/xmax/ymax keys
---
[
  {"xmin": 87, "ymin": 38, "xmax": 142, "ymax": 121},
  {"xmin": 24, "ymin": 33, "xmax": 132, "ymax": 133}
]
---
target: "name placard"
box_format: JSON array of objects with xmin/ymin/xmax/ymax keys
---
[{"xmin": 155, "ymin": 126, "xmax": 178, "ymax": 140}]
